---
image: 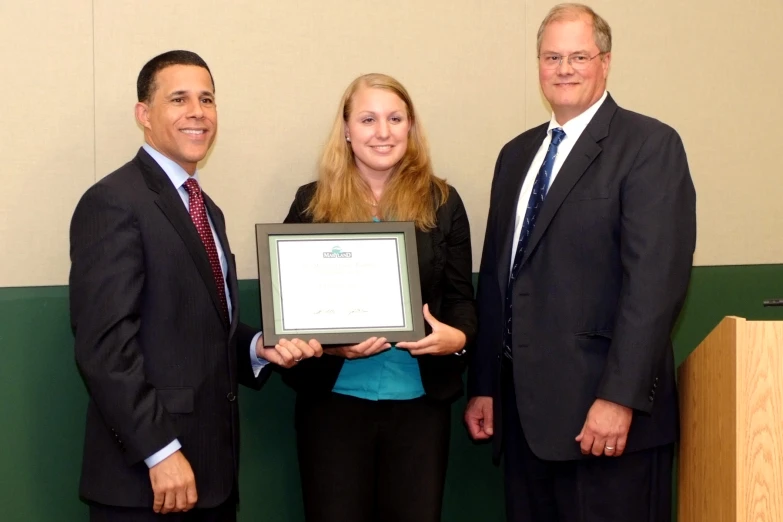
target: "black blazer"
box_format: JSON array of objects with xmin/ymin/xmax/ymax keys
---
[
  {"xmin": 468, "ymin": 94, "xmax": 697, "ymax": 461},
  {"xmin": 279, "ymin": 181, "xmax": 477, "ymax": 402},
  {"xmin": 69, "ymin": 148, "xmax": 271, "ymax": 508}
]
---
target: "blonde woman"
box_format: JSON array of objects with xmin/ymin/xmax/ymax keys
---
[{"xmin": 281, "ymin": 73, "xmax": 476, "ymax": 522}]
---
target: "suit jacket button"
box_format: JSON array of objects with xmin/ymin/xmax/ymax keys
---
[
  {"xmin": 226, "ymin": 392, "xmax": 236, "ymax": 402},
  {"xmin": 648, "ymin": 395, "xmax": 654, "ymax": 401}
]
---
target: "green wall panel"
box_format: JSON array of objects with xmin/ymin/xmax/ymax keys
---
[{"xmin": 1, "ymin": 265, "xmax": 782, "ymax": 521}]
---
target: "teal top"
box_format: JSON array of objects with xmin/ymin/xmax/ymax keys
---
[
  {"xmin": 331, "ymin": 345, "xmax": 426, "ymax": 400},
  {"xmin": 331, "ymin": 215, "xmax": 425, "ymax": 401}
]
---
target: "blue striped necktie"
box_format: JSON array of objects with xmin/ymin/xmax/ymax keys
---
[{"xmin": 503, "ymin": 127, "xmax": 566, "ymax": 360}]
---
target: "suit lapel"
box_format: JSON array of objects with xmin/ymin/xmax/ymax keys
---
[
  {"xmin": 519, "ymin": 95, "xmax": 617, "ymax": 268},
  {"xmin": 496, "ymin": 125, "xmax": 548, "ymax": 295},
  {"xmin": 136, "ymin": 149, "xmax": 230, "ymax": 330}
]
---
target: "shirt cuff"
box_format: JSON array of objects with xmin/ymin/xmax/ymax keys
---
[
  {"xmin": 144, "ymin": 439, "xmax": 181, "ymax": 468},
  {"xmin": 250, "ymin": 331, "xmax": 270, "ymax": 377}
]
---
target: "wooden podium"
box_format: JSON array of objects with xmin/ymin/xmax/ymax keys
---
[{"xmin": 678, "ymin": 317, "xmax": 783, "ymax": 521}]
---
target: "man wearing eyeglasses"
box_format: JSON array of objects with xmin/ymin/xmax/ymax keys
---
[{"xmin": 466, "ymin": 3, "xmax": 696, "ymax": 521}]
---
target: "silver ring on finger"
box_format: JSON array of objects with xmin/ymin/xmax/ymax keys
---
[{"xmin": 604, "ymin": 445, "xmax": 615, "ymax": 451}]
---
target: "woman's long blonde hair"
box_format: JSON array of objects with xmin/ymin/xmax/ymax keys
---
[{"xmin": 306, "ymin": 73, "xmax": 448, "ymax": 230}]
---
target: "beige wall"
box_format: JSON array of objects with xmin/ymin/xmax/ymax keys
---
[{"xmin": 2, "ymin": 1, "xmax": 781, "ymax": 287}]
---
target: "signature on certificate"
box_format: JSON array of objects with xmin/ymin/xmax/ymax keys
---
[{"xmin": 311, "ymin": 308, "xmax": 369, "ymax": 315}]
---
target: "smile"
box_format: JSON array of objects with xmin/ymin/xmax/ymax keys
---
[
  {"xmin": 371, "ymin": 145, "xmax": 392, "ymax": 152},
  {"xmin": 181, "ymin": 129, "xmax": 206, "ymax": 135}
]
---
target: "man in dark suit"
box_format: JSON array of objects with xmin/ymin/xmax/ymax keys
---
[
  {"xmin": 465, "ymin": 4, "xmax": 696, "ymax": 521},
  {"xmin": 69, "ymin": 50, "xmax": 322, "ymax": 521}
]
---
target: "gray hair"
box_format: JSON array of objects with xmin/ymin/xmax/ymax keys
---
[{"xmin": 536, "ymin": 3, "xmax": 612, "ymax": 54}]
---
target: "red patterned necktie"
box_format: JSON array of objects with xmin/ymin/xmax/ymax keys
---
[{"xmin": 183, "ymin": 178, "xmax": 229, "ymax": 322}]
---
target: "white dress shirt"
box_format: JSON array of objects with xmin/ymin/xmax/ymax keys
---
[{"xmin": 509, "ymin": 91, "xmax": 608, "ymax": 271}]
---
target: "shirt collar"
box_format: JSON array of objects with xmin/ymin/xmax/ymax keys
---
[
  {"xmin": 547, "ymin": 90, "xmax": 608, "ymax": 138},
  {"xmin": 142, "ymin": 143, "xmax": 200, "ymax": 190}
]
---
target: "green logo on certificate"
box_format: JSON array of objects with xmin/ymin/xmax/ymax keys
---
[{"xmin": 323, "ymin": 246, "xmax": 352, "ymax": 259}]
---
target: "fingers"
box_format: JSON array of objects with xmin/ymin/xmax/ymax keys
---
[
  {"xmin": 308, "ymin": 339, "xmax": 324, "ymax": 357},
  {"xmin": 577, "ymin": 423, "xmax": 608, "ymax": 456},
  {"xmin": 174, "ymin": 486, "xmax": 189, "ymax": 513},
  {"xmin": 407, "ymin": 344, "xmax": 440, "ymax": 356},
  {"xmin": 579, "ymin": 428, "xmax": 595, "ymax": 455},
  {"xmin": 354, "ymin": 336, "xmax": 380, "ymax": 351},
  {"xmin": 577, "ymin": 399, "xmax": 634, "ymax": 456},
  {"xmin": 614, "ymin": 434, "xmax": 628, "ymax": 457},
  {"xmin": 349, "ymin": 337, "xmax": 389, "ymax": 357},
  {"xmin": 258, "ymin": 346, "xmax": 285, "ymax": 366},
  {"xmin": 603, "ymin": 437, "xmax": 618, "ymax": 457},
  {"xmin": 395, "ymin": 304, "xmax": 441, "ymax": 352},
  {"xmin": 149, "ymin": 451, "xmax": 197, "ymax": 514},
  {"xmin": 579, "ymin": 425, "xmax": 625, "ymax": 457},
  {"xmin": 395, "ymin": 334, "xmax": 434, "ymax": 352},
  {"xmin": 590, "ymin": 435, "xmax": 605, "ymax": 457},
  {"xmin": 422, "ymin": 303, "xmax": 440, "ymax": 328},
  {"xmin": 466, "ymin": 415, "xmax": 488, "ymax": 439},
  {"xmin": 361, "ymin": 337, "xmax": 391, "ymax": 356},
  {"xmin": 260, "ymin": 345, "xmax": 293, "ymax": 368},
  {"xmin": 162, "ymin": 488, "xmax": 176, "ymax": 514},
  {"xmin": 398, "ymin": 323, "xmax": 466, "ymax": 356},
  {"xmin": 322, "ymin": 338, "xmax": 391, "ymax": 359},
  {"xmin": 276, "ymin": 339, "xmax": 303, "ymax": 363},
  {"xmin": 464, "ymin": 405, "xmax": 485, "ymax": 439},
  {"xmin": 481, "ymin": 400, "xmax": 494, "ymax": 436},
  {"xmin": 186, "ymin": 481, "xmax": 198, "ymax": 511},
  {"xmin": 262, "ymin": 338, "xmax": 323, "ymax": 368},
  {"xmin": 464, "ymin": 397, "xmax": 494, "ymax": 439},
  {"xmin": 153, "ymin": 489, "xmax": 164, "ymax": 513},
  {"xmin": 159, "ymin": 481, "xmax": 193, "ymax": 513}
]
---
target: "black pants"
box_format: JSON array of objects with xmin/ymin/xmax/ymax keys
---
[
  {"xmin": 89, "ymin": 500, "xmax": 236, "ymax": 522},
  {"xmin": 295, "ymin": 392, "xmax": 451, "ymax": 522},
  {"xmin": 502, "ymin": 361, "xmax": 673, "ymax": 522}
]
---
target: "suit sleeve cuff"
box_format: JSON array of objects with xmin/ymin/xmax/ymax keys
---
[
  {"xmin": 250, "ymin": 331, "xmax": 270, "ymax": 377},
  {"xmin": 144, "ymin": 439, "xmax": 181, "ymax": 468}
]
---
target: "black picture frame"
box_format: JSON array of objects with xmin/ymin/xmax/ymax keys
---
[{"xmin": 255, "ymin": 221, "xmax": 425, "ymax": 345}]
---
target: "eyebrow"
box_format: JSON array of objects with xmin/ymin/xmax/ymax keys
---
[
  {"xmin": 167, "ymin": 90, "xmax": 214, "ymax": 98},
  {"xmin": 540, "ymin": 49, "xmax": 592, "ymax": 55},
  {"xmin": 355, "ymin": 110, "xmax": 403, "ymax": 116}
]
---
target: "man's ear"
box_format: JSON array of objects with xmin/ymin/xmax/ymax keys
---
[
  {"xmin": 601, "ymin": 51, "xmax": 612, "ymax": 79},
  {"xmin": 135, "ymin": 102, "xmax": 151, "ymax": 130}
]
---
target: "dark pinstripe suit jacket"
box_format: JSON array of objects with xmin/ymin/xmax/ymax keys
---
[{"xmin": 69, "ymin": 147, "xmax": 270, "ymax": 508}]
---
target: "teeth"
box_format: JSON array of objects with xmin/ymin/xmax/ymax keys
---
[
  {"xmin": 182, "ymin": 129, "xmax": 205, "ymax": 135},
  {"xmin": 373, "ymin": 145, "xmax": 391, "ymax": 151}
]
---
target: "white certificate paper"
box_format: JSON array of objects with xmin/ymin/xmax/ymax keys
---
[{"xmin": 275, "ymin": 237, "xmax": 407, "ymax": 331}]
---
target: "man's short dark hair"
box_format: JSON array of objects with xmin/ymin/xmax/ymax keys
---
[{"xmin": 137, "ymin": 50, "xmax": 215, "ymax": 102}]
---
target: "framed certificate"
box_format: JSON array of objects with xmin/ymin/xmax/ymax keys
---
[{"xmin": 255, "ymin": 222, "xmax": 426, "ymax": 345}]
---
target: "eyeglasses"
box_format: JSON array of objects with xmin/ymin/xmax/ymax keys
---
[{"xmin": 538, "ymin": 52, "xmax": 605, "ymax": 70}]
